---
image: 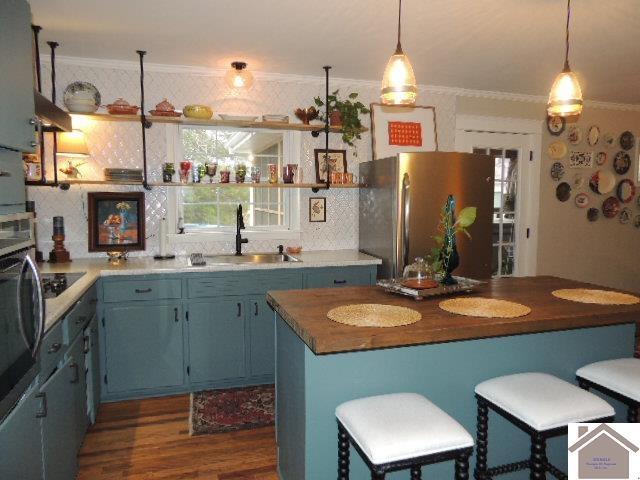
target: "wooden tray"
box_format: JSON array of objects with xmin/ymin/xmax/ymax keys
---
[{"xmin": 377, "ymin": 277, "xmax": 483, "ymax": 301}]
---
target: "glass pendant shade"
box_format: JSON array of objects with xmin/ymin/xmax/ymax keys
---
[
  {"xmin": 381, "ymin": 49, "xmax": 418, "ymax": 105},
  {"xmin": 56, "ymin": 129, "xmax": 89, "ymax": 157},
  {"xmin": 225, "ymin": 61, "xmax": 254, "ymax": 90},
  {"xmin": 547, "ymin": 67, "xmax": 583, "ymax": 117}
]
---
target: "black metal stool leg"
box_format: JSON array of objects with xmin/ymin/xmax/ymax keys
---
[
  {"xmin": 410, "ymin": 465, "xmax": 422, "ymax": 479},
  {"xmin": 530, "ymin": 433, "xmax": 547, "ymax": 480},
  {"xmin": 371, "ymin": 472, "xmax": 385, "ymax": 480},
  {"xmin": 628, "ymin": 405, "xmax": 638, "ymax": 423},
  {"xmin": 474, "ymin": 400, "xmax": 489, "ymax": 479},
  {"xmin": 337, "ymin": 423, "xmax": 350, "ymax": 480},
  {"xmin": 456, "ymin": 452, "xmax": 470, "ymax": 480}
]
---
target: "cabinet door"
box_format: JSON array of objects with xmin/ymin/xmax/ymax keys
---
[
  {"xmin": 187, "ymin": 299, "xmax": 246, "ymax": 383},
  {"xmin": 0, "ymin": 0, "xmax": 36, "ymax": 152},
  {"xmin": 104, "ymin": 303, "xmax": 184, "ymax": 393},
  {"xmin": 41, "ymin": 357, "xmax": 78, "ymax": 480},
  {"xmin": 85, "ymin": 317, "xmax": 100, "ymax": 424},
  {"xmin": 0, "ymin": 382, "xmax": 44, "ymax": 480},
  {"xmin": 68, "ymin": 332, "xmax": 88, "ymax": 452},
  {"xmin": 0, "ymin": 148, "xmax": 26, "ymax": 215},
  {"xmin": 248, "ymin": 296, "xmax": 275, "ymax": 378}
]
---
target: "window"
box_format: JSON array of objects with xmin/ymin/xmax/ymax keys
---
[{"xmin": 170, "ymin": 126, "xmax": 300, "ymax": 238}]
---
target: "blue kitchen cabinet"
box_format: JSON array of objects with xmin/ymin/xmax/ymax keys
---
[
  {"xmin": 187, "ymin": 299, "xmax": 247, "ymax": 384},
  {"xmin": 0, "ymin": 0, "xmax": 37, "ymax": 153},
  {"xmin": 0, "ymin": 148, "xmax": 26, "ymax": 214},
  {"xmin": 40, "ymin": 356, "xmax": 79, "ymax": 480},
  {"xmin": 85, "ymin": 316, "xmax": 101, "ymax": 423},
  {"xmin": 103, "ymin": 303, "xmax": 185, "ymax": 394},
  {"xmin": 67, "ymin": 331, "xmax": 89, "ymax": 453},
  {"xmin": 303, "ymin": 266, "xmax": 376, "ymax": 288},
  {"xmin": 0, "ymin": 382, "xmax": 44, "ymax": 480},
  {"xmin": 248, "ymin": 295, "xmax": 275, "ymax": 378}
]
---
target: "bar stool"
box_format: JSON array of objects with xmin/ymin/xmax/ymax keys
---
[
  {"xmin": 577, "ymin": 358, "xmax": 640, "ymax": 423},
  {"xmin": 474, "ymin": 373, "xmax": 615, "ymax": 480},
  {"xmin": 335, "ymin": 393, "xmax": 474, "ymax": 479}
]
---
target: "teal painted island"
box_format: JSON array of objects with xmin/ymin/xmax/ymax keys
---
[{"xmin": 267, "ymin": 276, "xmax": 640, "ymax": 480}]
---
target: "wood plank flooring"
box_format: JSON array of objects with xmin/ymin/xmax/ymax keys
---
[{"xmin": 78, "ymin": 394, "xmax": 279, "ymax": 479}]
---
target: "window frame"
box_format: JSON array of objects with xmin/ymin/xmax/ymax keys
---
[{"xmin": 165, "ymin": 124, "xmax": 301, "ymax": 242}]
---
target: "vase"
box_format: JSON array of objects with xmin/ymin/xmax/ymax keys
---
[
  {"xmin": 441, "ymin": 241, "xmax": 460, "ymax": 286},
  {"xmin": 329, "ymin": 110, "xmax": 342, "ymax": 127}
]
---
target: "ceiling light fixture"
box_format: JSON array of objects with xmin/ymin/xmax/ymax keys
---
[
  {"xmin": 381, "ymin": 0, "xmax": 417, "ymax": 105},
  {"xmin": 225, "ymin": 61, "xmax": 255, "ymax": 90},
  {"xmin": 547, "ymin": 0, "xmax": 583, "ymax": 117}
]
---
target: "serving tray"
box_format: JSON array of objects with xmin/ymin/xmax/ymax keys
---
[{"xmin": 377, "ymin": 277, "xmax": 483, "ymax": 301}]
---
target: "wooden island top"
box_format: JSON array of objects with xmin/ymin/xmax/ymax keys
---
[{"xmin": 266, "ymin": 276, "xmax": 640, "ymax": 354}]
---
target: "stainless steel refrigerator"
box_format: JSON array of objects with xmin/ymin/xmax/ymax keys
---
[{"xmin": 359, "ymin": 152, "xmax": 494, "ymax": 280}]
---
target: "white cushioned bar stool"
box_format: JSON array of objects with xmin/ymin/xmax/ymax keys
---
[
  {"xmin": 576, "ymin": 358, "xmax": 640, "ymax": 423},
  {"xmin": 474, "ymin": 373, "xmax": 615, "ymax": 480},
  {"xmin": 335, "ymin": 393, "xmax": 474, "ymax": 479}
]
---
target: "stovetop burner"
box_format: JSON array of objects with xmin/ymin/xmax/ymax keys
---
[{"xmin": 41, "ymin": 272, "xmax": 86, "ymax": 299}]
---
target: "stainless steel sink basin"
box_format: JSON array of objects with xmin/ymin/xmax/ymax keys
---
[{"xmin": 204, "ymin": 253, "xmax": 301, "ymax": 265}]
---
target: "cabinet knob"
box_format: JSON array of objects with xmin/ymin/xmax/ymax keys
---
[
  {"xmin": 35, "ymin": 393, "xmax": 47, "ymax": 418},
  {"xmin": 47, "ymin": 342, "xmax": 61, "ymax": 354},
  {"xmin": 237, "ymin": 302, "xmax": 242, "ymax": 317},
  {"xmin": 0, "ymin": 170, "xmax": 11, "ymax": 177},
  {"xmin": 29, "ymin": 117, "xmax": 39, "ymax": 126},
  {"xmin": 30, "ymin": 140, "xmax": 39, "ymax": 148}
]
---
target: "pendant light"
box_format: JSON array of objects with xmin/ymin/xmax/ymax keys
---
[
  {"xmin": 547, "ymin": 0, "xmax": 583, "ymax": 117},
  {"xmin": 381, "ymin": 0, "xmax": 417, "ymax": 105},
  {"xmin": 225, "ymin": 61, "xmax": 254, "ymax": 90}
]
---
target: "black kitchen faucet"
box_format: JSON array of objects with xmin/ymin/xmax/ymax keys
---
[{"xmin": 235, "ymin": 204, "xmax": 248, "ymax": 256}]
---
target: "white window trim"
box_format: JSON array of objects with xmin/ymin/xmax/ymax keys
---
[{"xmin": 164, "ymin": 124, "xmax": 302, "ymax": 242}]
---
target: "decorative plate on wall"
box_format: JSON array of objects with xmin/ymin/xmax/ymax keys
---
[
  {"xmin": 556, "ymin": 182, "xmax": 572, "ymax": 202},
  {"xmin": 548, "ymin": 141, "xmax": 568, "ymax": 159},
  {"xmin": 602, "ymin": 132, "xmax": 615, "ymax": 146},
  {"xmin": 602, "ymin": 196, "xmax": 621, "ymax": 218},
  {"xmin": 589, "ymin": 170, "xmax": 616, "ymax": 195},
  {"xmin": 619, "ymin": 131, "xmax": 635, "ymax": 151},
  {"xmin": 587, "ymin": 125, "xmax": 600, "ymax": 146},
  {"xmin": 546, "ymin": 116, "xmax": 565, "ymax": 136},
  {"xmin": 617, "ymin": 179, "xmax": 636, "ymax": 203},
  {"xmin": 620, "ymin": 208, "xmax": 632, "ymax": 224},
  {"xmin": 550, "ymin": 162, "xmax": 565, "ymax": 181},
  {"xmin": 572, "ymin": 173, "xmax": 585, "ymax": 189},
  {"xmin": 613, "ymin": 151, "xmax": 631, "ymax": 175},
  {"xmin": 596, "ymin": 151, "xmax": 607, "ymax": 166},
  {"xmin": 575, "ymin": 193, "xmax": 590, "ymax": 208},
  {"xmin": 568, "ymin": 125, "xmax": 582, "ymax": 145},
  {"xmin": 587, "ymin": 208, "xmax": 600, "ymax": 222}
]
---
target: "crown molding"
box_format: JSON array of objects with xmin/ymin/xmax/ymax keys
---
[{"xmin": 42, "ymin": 55, "xmax": 640, "ymax": 112}]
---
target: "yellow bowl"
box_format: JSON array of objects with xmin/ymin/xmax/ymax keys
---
[{"xmin": 183, "ymin": 104, "xmax": 213, "ymax": 119}]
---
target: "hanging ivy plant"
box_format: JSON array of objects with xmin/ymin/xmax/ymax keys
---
[{"xmin": 313, "ymin": 90, "xmax": 370, "ymax": 154}]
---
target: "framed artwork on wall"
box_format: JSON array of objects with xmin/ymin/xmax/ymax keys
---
[
  {"xmin": 314, "ymin": 149, "xmax": 347, "ymax": 183},
  {"xmin": 309, "ymin": 197, "xmax": 326, "ymax": 223},
  {"xmin": 88, "ymin": 192, "xmax": 146, "ymax": 252},
  {"xmin": 370, "ymin": 103, "xmax": 438, "ymax": 160}
]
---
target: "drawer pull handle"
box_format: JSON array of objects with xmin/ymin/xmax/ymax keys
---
[
  {"xmin": 90, "ymin": 298, "xmax": 98, "ymax": 305},
  {"xmin": 35, "ymin": 393, "xmax": 47, "ymax": 418},
  {"xmin": 70, "ymin": 363, "xmax": 79, "ymax": 384},
  {"xmin": 174, "ymin": 307, "xmax": 179, "ymax": 322},
  {"xmin": 75, "ymin": 315, "xmax": 87, "ymax": 325},
  {"xmin": 334, "ymin": 280, "xmax": 347, "ymax": 285},
  {"xmin": 135, "ymin": 288, "xmax": 152, "ymax": 294},
  {"xmin": 237, "ymin": 303, "xmax": 242, "ymax": 317},
  {"xmin": 30, "ymin": 140, "xmax": 38, "ymax": 148},
  {"xmin": 47, "ymin": 342, "xmax": 61, "ymax": 354},
  {"xmin": 83, "ymin": 336, "xmax": 90, "ymax": 354},
  {"xmin": 254, "ymin": 302, "xmax": 259, "ymax": 316},
  {"xmin": 0, "ymin": 170, "xmax": 11, "ymax": 177}
]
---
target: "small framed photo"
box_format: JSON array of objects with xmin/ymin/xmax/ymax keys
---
[
  {"xmin": 309, "ymin": 197, "xmax": 326, "ymax": 223},
  {"xmin": 88, "ymin": 192, "xmax": 146, "ymax": 252},
  {"xmin": 314, "ymin": 149, "xmax": 347, "ymax": 183}
]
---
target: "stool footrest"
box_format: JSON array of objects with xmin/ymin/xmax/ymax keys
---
[
  {"xmin": 544, "ymin": 461, "xmax": 568, "ymax": 480},
  {"xmin": 485, "ymin": 459, "xmax": 530, "ymax": 477}
]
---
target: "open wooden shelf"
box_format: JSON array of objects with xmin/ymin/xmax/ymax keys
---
[
  {"xmin": 72, "ymin": 113, "xmax": 367, "ymax": 134},
  {"xmin": 53, "ymin": 179, "xmax": 361, "ymax": 189}
]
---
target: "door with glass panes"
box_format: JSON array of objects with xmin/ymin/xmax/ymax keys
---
[{"xmin": 457, "ymin": 131, "xmax": 536, "ymax": 277}]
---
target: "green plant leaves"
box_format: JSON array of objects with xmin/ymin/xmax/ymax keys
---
[{"xmin": 456, "ymin": 207, "xmax": 477, "ymax": 228}]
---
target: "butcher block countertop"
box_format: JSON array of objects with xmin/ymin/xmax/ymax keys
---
[{"xmin": 266, "ymin": 276, "xmax": 640, "ymax": 355}]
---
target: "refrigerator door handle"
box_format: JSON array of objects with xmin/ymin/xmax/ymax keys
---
[{"xmin": 401, "ymin": 172, "xmax": 411, "ymax": 275}]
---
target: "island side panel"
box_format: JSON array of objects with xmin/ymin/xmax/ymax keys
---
[
  {"xmin": 276, "ymin": 318, "xmax": 307, "ymax": 480},
  {"xmin": 299, "ymin": 323, "xmax": 634, "ymax": 480}
]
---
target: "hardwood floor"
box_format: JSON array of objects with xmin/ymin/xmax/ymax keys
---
[{"xmin": 78, "ymin": 394, "xmax": 279, "ymax": 479}]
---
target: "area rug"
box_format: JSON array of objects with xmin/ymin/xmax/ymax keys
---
[{"xmin": 189, "ymin": 384, "xmax": 275, "ymax": 435}]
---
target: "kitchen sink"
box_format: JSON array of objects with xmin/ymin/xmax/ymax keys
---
[{"xmin": 197, "ymin": 253, "xmax": 301, "ymax": 265}]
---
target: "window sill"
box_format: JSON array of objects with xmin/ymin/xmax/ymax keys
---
[{"xmin": 167, "ymin": 230, "xmax": 302, "ymax": 243}]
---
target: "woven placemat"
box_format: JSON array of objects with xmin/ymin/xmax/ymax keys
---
[
  {"xmin": 439, "ymin": 297, "xmax": 531, "ymax": 318},
  {"xmin": 552, "ymin": 289, "xmax": 640, "ymax": 305},
  {"xmin": 327, "ymin": 304, "xmax": 422, "ymax": 328}
]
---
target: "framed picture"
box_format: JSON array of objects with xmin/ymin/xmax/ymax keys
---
[
  {"xmin": 309, "ymin": 197, "xmax": 326, "ymax": 223},
  {"xmin": 314, "ymin": 149, "xmax": 347, "ymax": 183},
  {"xmin": 88, "ymin": 192, "xmax": 146, "ymax": 252},
  {"xmin": 370, "ymin": 103, "xmax": 438, "ymax": 160}
]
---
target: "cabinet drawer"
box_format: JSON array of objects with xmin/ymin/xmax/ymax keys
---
[
  {"xmin": 188, "ymin": 271, "xmax": 302, "ymax": 298},
  {"xmin": 103, "ymin": 278, "xmax": 182, "ymax": 303},
  {"xmin": 63, "ymin": 285, "xmax": 97, "ymax": 344},
  {"xmin": 41, "ymin": 321, "xmax": 63, "ymax": 380},
  {"xmin": 304, "ymin": 267, "xmax": 373, "ymax": 289}
]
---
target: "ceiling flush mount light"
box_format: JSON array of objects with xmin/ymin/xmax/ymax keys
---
[
  {"xmin": 56, "ymin": 129, "xmax": 89, "ymax": 157},
  {"xmin": 381, "ymin": 0, "xmax": 417, "ymax": 105},
  {"xmin": 225, "ymin": 61, "xmax": 255, "ymax": 90},
  {"xmin": 547, "ymin": 0, "xmax": 583, "ymax": 117}
]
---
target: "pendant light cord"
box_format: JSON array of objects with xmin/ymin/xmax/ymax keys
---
[
  {"xmin": 564, "ymin": 0, "xmax": 571, "ymax": 70},
  {"xmin": 396, "ymin": 0, "xmax": 403, "ymax": 54}
]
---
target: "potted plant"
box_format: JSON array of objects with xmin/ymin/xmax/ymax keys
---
[{"xmin": 313, "ymin": 90, "xmax": 370, "ymax": 154}]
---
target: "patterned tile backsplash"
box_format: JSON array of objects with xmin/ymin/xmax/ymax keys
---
[{"xmin": 29, "ymin": 60, "xmax": 456, "ymax": 258}]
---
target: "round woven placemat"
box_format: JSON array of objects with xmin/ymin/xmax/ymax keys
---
[
  {"xmin": 327, "ymin": 304, "xmax": 422, "ymax": 328},
  {"xmin": 439, "ymin": 297, "xmax": 531, "ymax": 318},
  {"xmin": 552, "ymin": 289, "xmax": 640, "ymax": 305}
]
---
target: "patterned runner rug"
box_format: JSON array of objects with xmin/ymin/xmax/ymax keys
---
[{"xmin": 189, "ymin": 384, "xmax": 275, "ymax": 435}]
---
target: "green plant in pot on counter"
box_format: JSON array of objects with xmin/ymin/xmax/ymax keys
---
[
  {"xmin": 428, "ymin": 195, "xmax": 477, "ymax": 285},
  {"xmin": 313, "ymin": 90, "xmax": 370, "ymax": 155}
]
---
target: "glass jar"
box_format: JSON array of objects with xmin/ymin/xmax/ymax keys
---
[{"xmin": 401, "ymin": 257, "xmax": 437, "ymax": 289}]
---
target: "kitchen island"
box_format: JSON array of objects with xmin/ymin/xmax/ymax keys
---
[{"xmin": 267, "ymin": 276, "xmax": 640, "ymax": 480}]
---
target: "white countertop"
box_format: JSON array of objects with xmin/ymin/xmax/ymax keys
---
[{"xmin": 40, "ymin": 250, "xmax": 381, "ymax": 332}]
